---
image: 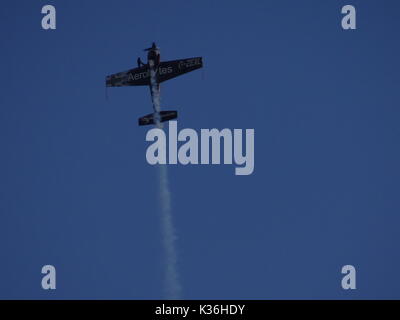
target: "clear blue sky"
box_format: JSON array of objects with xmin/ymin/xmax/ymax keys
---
[{"xmin": 1, "ymin": 0, "xmax": 400, "ymax": 299}]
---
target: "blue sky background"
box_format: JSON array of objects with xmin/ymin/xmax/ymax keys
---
[{"xmin": 0, "ymin": 0, "xmax": 399, "ymax": 299}]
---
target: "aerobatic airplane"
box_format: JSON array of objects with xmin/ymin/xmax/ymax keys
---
[{"xmin": 106, "ymin": 42, "xmax": 203, "ymax": 126}]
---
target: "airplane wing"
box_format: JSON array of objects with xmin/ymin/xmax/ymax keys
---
[
  {"xmin": 106, "ymin": 65, "xmax": 150, "ymax": 87},
  {"xmin": 106, "ymin": 57, "xmax": 203, "ymax": 86},
  {"xmin": 156, "ymin": 57, "xmax": 203, "ymax": 83}
]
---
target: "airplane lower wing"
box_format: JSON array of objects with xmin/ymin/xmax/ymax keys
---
[
  {"xmin": 157, "ymin": 57, "xmax": 203, "ymax": 83},
  {"xmin": 105, "ymin": 57, "xmax": 203, "ymax": 87},
  {"xmin": 106, "ymin": 65, "xmax": 150, "ymax": 87}
]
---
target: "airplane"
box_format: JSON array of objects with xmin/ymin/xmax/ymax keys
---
[{"xmin": 106, "ymin": 42, "xmax": 203, "ymax": 126}]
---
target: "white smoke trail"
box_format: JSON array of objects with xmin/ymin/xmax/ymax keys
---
[{"xmin": 149, "ymin": 62, "xmax": 182, "ymax": 299}]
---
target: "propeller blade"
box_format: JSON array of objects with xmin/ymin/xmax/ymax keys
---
[{"xmin": 144, "ymin": 42, "xmax": 158, "ymax": 51}]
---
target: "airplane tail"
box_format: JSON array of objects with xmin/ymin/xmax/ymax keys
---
[{"xmin": 138, "ymin": 110, "xmax": 177, "ymax": 126}]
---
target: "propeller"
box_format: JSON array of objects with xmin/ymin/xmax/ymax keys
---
[{"xmin": 144, "ymin": 42, "xmax": 158, "ymax": 51}]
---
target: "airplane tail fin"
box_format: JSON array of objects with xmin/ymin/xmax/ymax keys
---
[{"xmin": 138, "ymin": 110, "xmax": 177, "ymax": 126}]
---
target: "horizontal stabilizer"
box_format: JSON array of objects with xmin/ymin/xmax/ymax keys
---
[{"xmin": 138, "ymin": 110, "xmax": 178, "ymax": 126}]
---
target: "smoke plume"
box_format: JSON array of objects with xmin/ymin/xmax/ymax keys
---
[{"xmin": 149, "ymin": 63, "xmax": 182, "ymax": 299}]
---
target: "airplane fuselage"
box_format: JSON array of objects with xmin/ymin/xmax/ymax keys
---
[{"xmin": 147, "ymin": 48, "xmax": 162, "ymax": 113}]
